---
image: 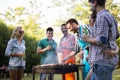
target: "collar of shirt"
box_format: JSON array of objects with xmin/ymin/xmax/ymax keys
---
[{"xmin": 97, "ymin": 9, "xmax": 109, "ymax": 16}]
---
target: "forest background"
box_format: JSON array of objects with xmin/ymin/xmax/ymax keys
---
[{"xmin": 0, "ymin": 0, "xmax": 120, "ymax": 73}]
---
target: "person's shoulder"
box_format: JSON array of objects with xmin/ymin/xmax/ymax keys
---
[
  {"xmin": 79, "ymin": 24, "xmax": 87, "ymax": 28},
  {"xmin": 79, "ymin": 25, "xmax": 83, "ymax": 28},
  {"xmin": 39, "ymin": 38, "xmax": 47, "ymax": 42},
  {"xmin": 8, "ymin": 38, "xmax": 16, "ymax": 43},
  {"xmin": 79, "ymin": 25, "xmax": 88, "ymax": 29},
  {"xmin": 7, "ymin": 39, "xmax": 17, "ymax": 45},
  {"xmin": 38, "ymin": 38, "xmax": 45, "ymax": 45},
  {"xmin": 99, "ymin": 10, "xmax": 113, "ymax": 18},
  {"xmin": 78, "ymin": 25, "xmax": 83, "ymax": 30},
  {"xmin": 102, "ymin": 10, "xmax": 116, "ymax": 22},
  {"xmin": 60, "ymin": 36, "xmax": 64, "ymax": 41},
  {"xmin": 52, "ymin": 39, "xmax": 57, "ymax": 43},
  {"xmin": 69, "ymin": 34, "xmax": 75, "ymax": 38}
]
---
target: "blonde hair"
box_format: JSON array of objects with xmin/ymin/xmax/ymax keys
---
[{"xmin": 11, "ymin": 26, "xmax": 22, "ymax": 39}]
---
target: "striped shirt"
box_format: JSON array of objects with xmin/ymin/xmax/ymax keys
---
[{"xmin": 89, "ymin": 10, "xmax": 119, "ymax": 66}]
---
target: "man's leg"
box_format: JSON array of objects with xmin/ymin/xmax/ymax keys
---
[
  {"xmin": 62, "ymin": 74, "xmax": 65, "ymax": 80},
  {"xmin": 65, "ymin": 73, "xmax": 75, "ymax": 80},
  {"xmin": 91, "ymin": 64, "xmax": 115, "ymax": 80},
  {"xmin": 40, "ymin": 74, "xmax": 47, "ymax": 80},
  {"xmin": 48, "ymin": 74, "xmax": 54, "ymax": 80}
]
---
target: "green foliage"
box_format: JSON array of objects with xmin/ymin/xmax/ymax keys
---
[
  {"xmin": 0, "ymin": 21, "xmax": 12, "ymax": 66},
  {"xmin": 106, "ymin": 0, "xmax": 120, "ymax": 25},
  {"xmin": 0, "ymin": 21, "xmax": 41, "ymax": 72},
  {"xmin": 0, "ymin": 0, "xmax": 120, "ymax": 71},
  {"xmin": 0, "ymin": 2, "xmax": 45, "ymax": 72},
  {"xmin": 22, "ymin": 14, "xmax": 45, "ymax": 41},
  {"xmin": 0, "ymin": 21, "xmax": 43, "ymax": 72},
  {"xmin": 71, "ymin": 4, "xmax": 90, "ymax": 24},
  {"xmin": 3, "ymin": 7, "xmax": 27, "ymax": 25},
  {"xmin": 116, "ymin": 39, "xmax": 120, "ymax": 68},
  {"xmin": 24, "ymin": 35, "xmax": 39, "ymax": 73}
]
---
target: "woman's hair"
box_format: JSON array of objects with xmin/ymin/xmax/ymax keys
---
[
  {"xmin": 11, "ymin": 26, "xmax": 22, "ymax": 39},
  {"xmin": 61, "ymin": 23, "xmax": 66, "ymax": 27}
]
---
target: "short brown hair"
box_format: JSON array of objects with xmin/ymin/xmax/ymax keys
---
[
  {"xmin": 61, "ymin": 23, "xmax": 66, "ymax": 27},
  {"xmin": 88, "ymin": 0, "xmax": 106, "ymax": 6},
  {"xmin": 46, "ymin": 27, "xmax": 53, "ymax": 33},
  {"xmin": 66, "ymin": 18, "xmax": 79, "ymax": 25}
]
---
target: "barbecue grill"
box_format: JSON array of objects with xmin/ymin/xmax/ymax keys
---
[{"xmin": 32, "ymin": 64, "xmax": 85, "ymax": 80}]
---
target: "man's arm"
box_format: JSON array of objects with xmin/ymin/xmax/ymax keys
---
[
  {"xmin": 83, "ymin": 16, "xmax": 109, "ymax": 45},
  {"xmin": 82, "ymin": 35, "xmax": 97, "ymax": 44},
  {"xmin": 103, "ymin": 44, "xmax": 119, "ymax": 58},
  {"xmin": 37, "ymin": 46, "xmax": 51, "ymax": 55},
  {"xmin": 57, "ymin": 52, "xmax": 62, "ymax": 64},
  {"xmin": 62, "ymin": 51, "xmax": 75, "ymax": 63}
]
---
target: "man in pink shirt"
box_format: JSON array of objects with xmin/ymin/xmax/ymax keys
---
[{"xmin": 58, "ymin": 24, "xmax": 76, "ymax": 80}]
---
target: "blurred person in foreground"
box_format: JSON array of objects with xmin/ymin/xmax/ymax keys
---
[
  {"xmin": 5, "ymin": 26, "xmax": 26, "ymax": 80},
  {"xmin": 82, "ymin": 0, "xmax": 119, "ymax": 80},
  {"xmin": 85, "ymin": 10, "xmax": 119, "ymax": 80}
]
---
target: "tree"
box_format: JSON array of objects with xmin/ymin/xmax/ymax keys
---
[
  {"xmin": 0, "ymin": 0, "xmax": 120, "ymax": 71},
  {"xmin": 0, "ymin": 2, "xmax": 45, "ymax": 72},
  {"xmin": 0, "ymin": 21, "xmax": 13, "ymax": 66}
]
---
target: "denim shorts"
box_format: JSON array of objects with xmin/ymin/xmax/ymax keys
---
[{"xmin": 91, "ymin": 63, "xmax": 115, "ymax": 80}]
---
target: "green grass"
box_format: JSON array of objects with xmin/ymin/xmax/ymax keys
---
[
  {"xmin": 1, "ymin": 69, "xmax": 120, "ymax": 80},
  {"xmin": 113, "ymin": 69, "xmax": 120, "ymax": 80}
]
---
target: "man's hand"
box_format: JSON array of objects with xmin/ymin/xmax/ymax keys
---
[
  {"xmin": 82, "ymin": 35, "xmax": 90, "ymax": 43},
  {"xmin": 79, "ymin": 50, "xmax": 84, "ymax": 59},
  {"xmin": 37, "ymin": 45, "xmax": 52, "ymax": 54},
  {"xmin": 46, "ymin": 45, "xmax": 52, "ymax": 50},
  {"xmin": 86, "ymin": 56, "xmax": 89, "ymax": 61},
  {"xmin": 62, "ymin": 57, "xmax": 67, "ymax": 64},
  {"xmin": 17, "ymin": 53, "xmax": 26, "ymax": 58},
  {"xmin": 103, "ymin": 45, "xmax": 119, "ymax": 58},
  {"xmin": 104, "ymin": 50, "xmax": 115, "ymax": 58}
]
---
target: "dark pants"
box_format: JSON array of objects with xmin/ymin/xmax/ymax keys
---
[
  {"xmin": 40, "ymin": 74, "xmax": 54, "ymax": 80},
  {"xmin": 10, "ymin": 69, "xmax": 24, "ymax": 80}
]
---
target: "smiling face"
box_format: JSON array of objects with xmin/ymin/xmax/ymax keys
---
[
  {"xmin": 46, "ymin": 27, "xmax": 54, "ymax": 40},
  {"xmin": 19, "ymin": 27, "xmax": 24, "ymax": 36},
  {"xmin": 61, "ymin": 25, "xmax": 68, "ymax": 36},
  {"xmin": 17, "ymin": 27, "xmax": 24, "ymax": 40},
  {"xmin": 66, "ymin": 23, "xmax": 78, "ymax": 33},
  {"xmin": 46, "ymin": 31, "xmax": 53, "ymax": 40},
  {"xmin": 11, "ymin": 26, "xmax": 24, "ymax": 39}
]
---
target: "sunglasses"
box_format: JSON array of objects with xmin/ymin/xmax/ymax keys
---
[{"xmin": 19, "ymin": 30, "xmax": 24, "ymax": 34}]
